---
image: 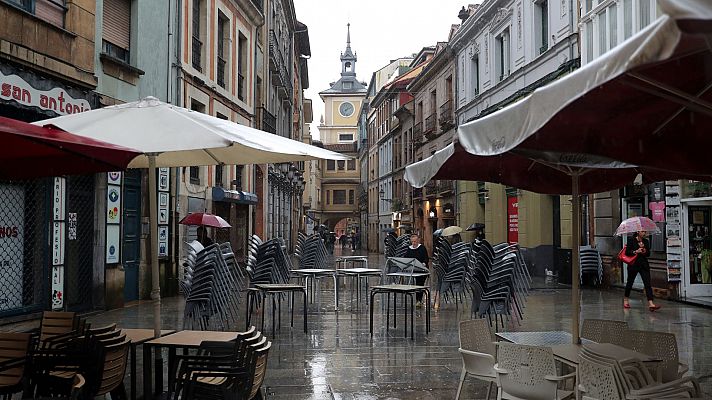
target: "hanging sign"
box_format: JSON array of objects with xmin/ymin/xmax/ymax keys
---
[
  {"xmin": 107, "ymin": 171, "xmax": 122, "ymax": 185},
  {"xmin": 158, "ymin": 226, "xmax": 168, "ymax": 257},
  {"xmin": 53, "ymin": 177, "xmax": 66, "ymax": 220},
  {"xmin": 158, "ymin": 168, "xmax": 169, "ymax": 191},
  {"xmin": 52, "ymin": 221, "xmax": 65, "ymax": 266},
  {"xmin": 105, "ymin": 225, "xmax": 120, "ymax": 264},
  {"xmin": 0, "ymin": 184, "xmax": 24, "ymax": 311}
]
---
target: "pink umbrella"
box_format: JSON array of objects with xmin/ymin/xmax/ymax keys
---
[
  {"xmin": 615, "ymin": 216, "xmax": 660, "ymax": 236},
  {"xmin": 179, "ymin": 212, "xmax": 231, "ymax": 228}
]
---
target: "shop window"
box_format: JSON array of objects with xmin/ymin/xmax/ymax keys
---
[{"xmin": 103, "ymin": 0, "xmax": 131, "ymax": 63}]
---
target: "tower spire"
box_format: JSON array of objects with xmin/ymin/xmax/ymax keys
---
[{"xmin": 346, "ymin": 23, "xmax": 351, "ymax": 50}]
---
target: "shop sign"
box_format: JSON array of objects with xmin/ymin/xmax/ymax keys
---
[
  {"xmin": 0, "ymin": 184, "xmax": 24, "ymax": 311},
  {"xmin": 52, "ymin": 222, "xmax": 65, "ymax": 266},
  {"xmin": 105, "ymin": 225, "xmax": 120, "ymax": 264},
  {"xmin": 107, "ymin": 186, "xmax": 121, "ymax": 224},
  {"xmin": 507, "ymin": 196, "xmax": 519, "ymax": 244},
  {"xmin": 53, "ymin": 177, "xmax": 66, "ymax": 220},
  {"xmin": 0, "ymin": 70, "xmax": 91, "ymax": 115}
]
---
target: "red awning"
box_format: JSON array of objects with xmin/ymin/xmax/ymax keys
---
[{"xmin": 1, "ymin": 116, "xmax": 140, "ymax": 179}]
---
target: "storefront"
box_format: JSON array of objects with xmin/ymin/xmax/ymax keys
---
[
  {"xmin": 212, "ymin": 186, "xmax": 258, "ymax": 262},
  {"xmin": 679, "ymin": 181, "xmax": 712, "ymax": 304},
  {"xmin": 0, "ymin": 61, "xmax": 99, "ymax": 317}
]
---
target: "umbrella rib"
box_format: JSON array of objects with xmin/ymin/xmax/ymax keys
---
[
  {"xmin": 204, "ymin": 148, "xmax": 226, "ymax": 165},
  {"xmin": 651, "ymin": 80, "xmax": 712, "ymax": 136},
  {"xmin": 625, "ymin": 73, "xmax": 712, "ymax": 118}
]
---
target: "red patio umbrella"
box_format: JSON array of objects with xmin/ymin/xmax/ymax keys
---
[
  {"xmin": 179, "ymin": 212, "xmax": 232, "ymax": 228},
  {"xmin": 1, "ymin": 116, "xmax": 140, "ymax": 179}
]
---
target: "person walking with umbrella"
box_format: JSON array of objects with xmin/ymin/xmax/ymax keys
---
[{"xmin": 617, "ymin": 217, "xmax": 661, "ymax": 311}]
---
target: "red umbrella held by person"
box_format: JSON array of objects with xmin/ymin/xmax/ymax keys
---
[{"xmin": 179, "ymin": 212, "xmax": 232, "ymax": 228}]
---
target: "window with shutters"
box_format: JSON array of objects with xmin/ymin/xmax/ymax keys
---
[
  {"xmin": 217, "ymin": 12, "xmax": 228, "ymax": 89},
  {"xmin": 5, "ymin": 0, "xmax": 66, "ymax": 27},
  {"xmin": 102, "ymin": 0, "xmax": 131, "ymax": 63}
]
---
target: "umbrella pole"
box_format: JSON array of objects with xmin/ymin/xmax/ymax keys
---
[
  {"xmin": 148, "ymin": 155, "xmax": 164, "ymax": 389},
  {"xmin": 571, "ymin": 174, "xmax": 581, "ymax": 344}
]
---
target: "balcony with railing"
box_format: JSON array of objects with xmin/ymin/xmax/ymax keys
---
[
  {"xmin": 439, "ymin": 99, "xmax": 454, "ymax": 130},
  {"xmin": 438, "ymin": 180, "xmax": 455, "ymax": 194},
  {"xmin": 192, "ymin": 36, "xmax": 203, "ymax": 72},
  {"xmin": 425, "ymin": 181, "xmax": 438, "ymax": 198},
  {"xmin": 268, "ymin": 29, "xmax": 293, "ymax": 100},
  {"xmin": 412, "ymin": 187, "xmax": 423, "ymax": 200},
  {"xmin": 389, "ymin": 114, "xmax": 399, "ymax": 132},
  {"xmin": 413, "ymin": 122, "xmax": 423, "ymax": 145},
  {"xmin": 217, "ymin": 56, "xmax": 226, "ymax": 88},
  {"xmin": 424, "ymin": 114, "xmax": 436, "ymax": 138},
  {"xmin": 258, "ymin": 107, "xmax": 276, "ymax": 134}
]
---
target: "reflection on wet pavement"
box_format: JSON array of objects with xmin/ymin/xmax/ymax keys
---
[{"xmin": 5, "ymin": 248, "xmax": 711, "ymax": 398}]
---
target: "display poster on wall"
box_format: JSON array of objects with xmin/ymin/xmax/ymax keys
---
[
  {"xmin": 105, "ymin": 224, "xmax": 120, "ymax": 264},
  {"xmin": 507, "ymin": 196, "xmax": 519, "ymax": 244},
  {"xmin": 665, "ymin": 181, "xmax": 682, "ymax": 282},
  {"xmin": 68, "ymin": 213, "xmax": 77, "ymax": 240},
  {"xmin": 0, "ymin": 184, "xmax": 24, "ymax": 311},
  {"xmin": 51, "ymin": 266, "xmax": 64, "ymax": 310},
  {"xmin": 107, "ymin": 185, "xmax": 121, "ymax": 224},
  {"xmin": 158, "ymin": 192, "xmax": 169, "ymax": 224},
  {"xmin": 649, "ymin": 201, "xmax": 666, "ymax": 223},
  {"xmin": 158, "ymin": 226, "xmax": 168, "ymax": 257},
  {"xmin": 108, "ymin": 172, "xmax": 122, "ymax": 185},
  {"xmin": 53, "ymin": 177, "xmax": 65, "ymax": 221},
  {"xmin": 159, "ymin": 168, "xmax": 169, "ymax": 191}
]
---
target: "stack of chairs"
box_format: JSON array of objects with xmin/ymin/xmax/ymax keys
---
[
  {"xmin": 168, "ymin": 327, "xmax": 272, "ymax": 400},
  {"xmin": 434, "ymin": 237, "xmax": 472, "ymax": 307},
  {"xmin": 182, "ymin": 241, "xmax": 249, "ymax": 331},
  {"xmin": 393, "ymin": 235, "xmax": 411, "ymax": 257},
  {"xmin": 295, "ymin": 233, "xmax": 328, "ymax": 269},
  {"xmin": 384, "ymin": 234, "xmax": 398, "ymax": 257},
  {"xmin": 465, "ymin": 240, "xmax": 531, "ymax": 330},
  {"xmin": 579, "ymin": 245, "xmax": 603, "ymax": 285},
  {"xmin": 244, "ymin": 235, "xmax": 294, "ymax": 314}
]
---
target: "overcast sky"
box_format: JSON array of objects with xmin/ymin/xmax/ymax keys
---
[{"xmin": 293, "ymin": 0, "xmax": 479, "ymax": 140}]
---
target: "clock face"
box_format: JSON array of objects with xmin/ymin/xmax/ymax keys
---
[{"xmin": 339, "ymin": 102, "xmax": 355, "ymax": 117}]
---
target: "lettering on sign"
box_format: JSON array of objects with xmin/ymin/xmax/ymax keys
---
[
  {"xmin": 1, "ymin": 70, "xmax": 91, "ymax": 115},
  {"xmin": 52, "ymin": 266, "xmax": 64, "ymax": 310},
  {"xmin": 507, "ymin": 196, "xmax": 519, "ymax": 244},
  {"xmin": 53, "ymin": 177, "xmax": 66, "ymax": 221},
  {"xmin": 52, "ymin": 222, "xmax": 65, "ymax": 266},
  {"xmin": 68, "ymin": 213, "xmax": 77, "ymax": 240}
]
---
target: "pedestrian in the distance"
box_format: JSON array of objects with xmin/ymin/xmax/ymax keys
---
[
  {"xmin": 404, "ymin": 233, "xmax": 429, "ymax": 307},
  {"xmin": 623, "ymin": 231, "xmax": 661, "ymax": 311},
  {"xmin": 196, "ymin": 226, "xmax": 214, "ymax": 248}
]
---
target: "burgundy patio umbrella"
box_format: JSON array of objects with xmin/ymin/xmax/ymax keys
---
[
  {"xmin": 1, "ymin": 116, "xmax": 140, "ymax": 179},
  {"xmin": 406, "ymin": 0, "xmax": 712, "ymax": 344}
]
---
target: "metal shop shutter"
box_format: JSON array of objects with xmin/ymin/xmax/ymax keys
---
[{"xmin": 103, "ymin": 0, "xmax": 131, "ymax": 49}]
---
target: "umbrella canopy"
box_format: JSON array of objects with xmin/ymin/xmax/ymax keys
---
[
  {"xmin": 441, "ymin": 226, "xmax": 463, "ymax": 237},
  {"xmin": 34, "ymin": 96, "xmax": 349, "ymax": 339},
  {"xmin": 179, "ymin": 212, "xmax": 232, "ymax": 228},
  {"xmin": 0, "ymin": 116, "xmax": 140, "ymax": 179},
  {"xmin": 405, "ymin": 0, "xmax": 712, "ymax": 345},
  {"xmin": 433, "ymin": 229, "xmax": 443, "ymax": 237},
  {"xmin": 466, "ymin": 223, "xmax": 485, "ymax": 231},
  {"xmin": 615, "ymin": 217, "xmax": 661, "ymax": 236},
  {"xmin": 381, "ymin": 227, "xmax": 396, "ymax": 233},
  {"xmin": 34, "ymin": 97, "xmax": 349, "ymax": 167}
]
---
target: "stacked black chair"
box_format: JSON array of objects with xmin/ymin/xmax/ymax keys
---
[
  {"xmin": 464, "ymin": 240, "xmax": 531, "ymax": 330},
  {"xmin": 579, "ymin": 245, "xmax": 603, "ymax": 285},
  {"xmin": 437, "ymin": 241, "xmax": 471, "ymax": 307},
  {"xmin": 182, "ymin": 241, "xmax": 248, "ymax": 331},
  {"xmin": 295, "ymin": 233, "xmax": 328, "ymax": 270}
]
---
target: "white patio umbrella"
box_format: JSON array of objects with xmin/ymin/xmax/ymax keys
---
[{"xmin": 34, "ymin": 96, "xmax": 349, "ymax": 339}]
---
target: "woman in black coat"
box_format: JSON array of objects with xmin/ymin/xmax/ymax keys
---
[
  {"xmin": 623, "ymin": 231, "xmax": 660, "ymax": 311},
  {"xmin": 404, "ymin": 234, "xmax": 429, "ymax": 307}
]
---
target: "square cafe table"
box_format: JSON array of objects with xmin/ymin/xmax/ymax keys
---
[
  {"xmin": 120, "ymin": 328, "xmax": 176, "ymax": 400},
  {"xmin": 335, "ymin": 268, "xmax": 383, "ymax": 310},
  {"xmin": 142, "ymin": 330, "xmax": 242, "ymax": 399}
]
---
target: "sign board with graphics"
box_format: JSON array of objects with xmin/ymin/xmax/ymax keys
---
[
  {"xmin": 159, "ymin": 168, "xmax": 169, "ymax": 191},
  {"xmin": 107, "ymin": 185, "xmax": 121, "ymax": 224},
  {"xmin": 106, "ymin": 225, "xmax": 120, "ymax": 264},
  {"xmin": 53, "ymin": 177, "xmax": 65, "ymax": 221},
  {"xmin": 0, "ymin": 184, "xmax": 24, "ymax": 311},
  {"xmin": 52, "ymin": 222, "xmax": 65, "ymax": 266},
  {"xmin": 51, "ymin": 266, "xmax": 64, "ymax": 310},
  {"xmin": 158, "ymin": 226, "xmax": 168, "ymax": 257},
  {"xmin": 1, "ymin": 70, "xmax": 91, "ymax": 115},
  {"xmin": 107, "ymin": 172, "xmax": 122, "ymax": 185}
]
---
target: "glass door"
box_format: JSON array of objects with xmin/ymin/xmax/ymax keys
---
[{"xmin": 683, "ymin": 203, "xmax": 712, "ymax": 298}]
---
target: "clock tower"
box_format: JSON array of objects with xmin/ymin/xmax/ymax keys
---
[{"xmin": 314, "ymin": 24, "xmax": 366, "ymax": 237}]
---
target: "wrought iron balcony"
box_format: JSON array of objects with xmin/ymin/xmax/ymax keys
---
[
  {"xmin": 439, "ymin": 99, "xmax": 454, "ymax": 129},
  {"xmin": 425, "ymin": 181, "xmax": 438, "ymax": 198},
  {"xmin": 258, "ymin": 107, "xmax": 276, "ymax": 134},
  {"xmin": 268, "ymin": 29, "xmax": 293, "ymax": 99},
  {"xmin": 438, "ymin": 180, "xmax": 455, "ymax": 194},
  {"xmin": 424, "ymin": 114, "xmax": 436, "ymax": 137},
  {"xmin": 412, "ymin": 187, "xmax": 422, "ymax": 200}
]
